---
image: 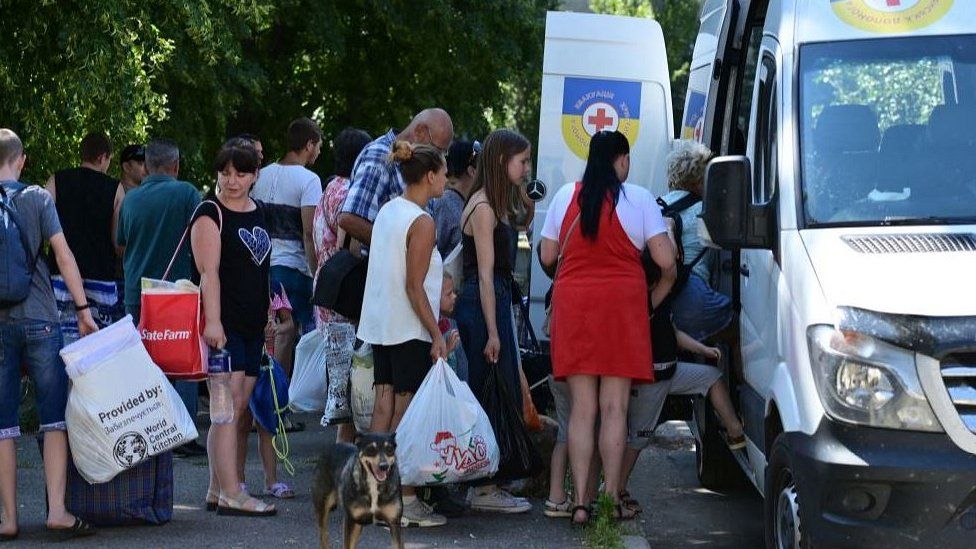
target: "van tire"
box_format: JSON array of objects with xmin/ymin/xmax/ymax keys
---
[
  {"xmin": 693, "ymin": 395, "xmax": 746, "ymax": 490},
  {"xmin": 764, "ymin": 435, "xmax": 810, "ymax": 549}
]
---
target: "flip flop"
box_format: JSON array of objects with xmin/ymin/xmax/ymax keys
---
[
  {"xmin": 205, "ymin": 490, "xmax": 219, "ymax": 512},
  {"xmin": 217, "ymin": 492, "xmax": 276, "ymax": 517},
  {"xmin": 47, "ymin": 517, "xmax": 96, "ymax": 540},
  {"xmin": 264, "ymin": 482, "xmax": 295, "ymax": 499}
]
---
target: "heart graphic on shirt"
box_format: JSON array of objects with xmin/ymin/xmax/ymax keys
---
[{"xmin": 238, "ymin": 226, "xmax": 271, "ymax": 266}]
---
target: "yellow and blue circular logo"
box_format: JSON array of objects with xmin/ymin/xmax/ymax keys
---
[
  {"xmin": 561, "ymin": 77, "xmax": 641, "ymax": 160},
  {"xmin": 831, "ymin": 0, "xmax": 954, "ymax": 34}
]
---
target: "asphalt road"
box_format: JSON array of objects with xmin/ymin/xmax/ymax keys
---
[{"xmin": 11, "ymin": 416, "xmax": 763, "ymax": 548}]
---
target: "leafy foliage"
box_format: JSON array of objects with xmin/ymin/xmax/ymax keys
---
[
  {"xmin": 591, "ymin": 0, "xmax": 702, "ymax": 129},
  {"xmin": 0, "ymin": 0, "xmax": 553, "ymax": 186}
]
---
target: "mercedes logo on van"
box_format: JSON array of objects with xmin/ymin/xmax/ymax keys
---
[
  {"xmin": 526, "ymin": 179, "xmax": 547, "ymax": 202},
  {"xmin": 831, "ymin": 0, "xmax": 954, "ymax": 33}
]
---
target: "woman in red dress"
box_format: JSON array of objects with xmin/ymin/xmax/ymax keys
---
[{"xmin": 539, "ymin": 131, "xmax": 676, "ymax": 525}]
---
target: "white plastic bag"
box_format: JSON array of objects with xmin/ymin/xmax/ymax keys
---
[
  {"xmin": 288, "ymin": 329, "xmax": 329, "ymax": 412},
  {"xmin": 60, "ymin": 316, "xmax": 199, "ymax": 484},
  {"xmin": 350, "ymin": 343, "xmax": 375, "ymax": 433},
  {"xmin": 321, "ymin": 322, "xmax": 355, "ymax": 425},
  {"xmin": 395, "ymin": 359, "xmax": 499, "ymax": 486}
]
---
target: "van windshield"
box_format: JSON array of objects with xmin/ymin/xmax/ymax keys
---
[{"xmin": 799, "ymin": 35, "xmax": 976, "ymax": 227}]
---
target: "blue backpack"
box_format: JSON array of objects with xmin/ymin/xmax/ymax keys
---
[{"xmin": 0, "ymin": 183, "xmax": 39, "ymax": 309}]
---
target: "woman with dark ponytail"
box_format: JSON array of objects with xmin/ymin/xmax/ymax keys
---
[{"xmin": 539, "ymin": 130, "xmax": 676, "ymax": 526}]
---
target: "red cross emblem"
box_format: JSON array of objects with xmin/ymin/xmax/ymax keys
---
[
  {"xmin": 587, "ymin": 108, "xmax": 615, "ymax": 132},
  {"xmin": 887, "ymin": 0, "xmax": 901, "ymax": 5}
]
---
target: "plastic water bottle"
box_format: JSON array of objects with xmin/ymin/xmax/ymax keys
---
[{"xmin": 208, "ymin": 348, "xmax": 235, "ymax": 424}]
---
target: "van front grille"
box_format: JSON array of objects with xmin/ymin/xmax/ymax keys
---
[
  {"xmin": 940, "ymin": 353, "xmax": 976, "ymax": 433},
  {"xmin": 842, "ymin": 234, "xmax": 976, "ymax": 254}
]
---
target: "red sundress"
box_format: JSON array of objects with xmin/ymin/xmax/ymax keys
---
[{"xmin": 551, "ymin": 185, "xmax": 653, "ymax": 382}]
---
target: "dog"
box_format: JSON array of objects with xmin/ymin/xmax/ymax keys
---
[{"xmin": 312, "ymin": 432, "xmax": 403, "ymax": 549}]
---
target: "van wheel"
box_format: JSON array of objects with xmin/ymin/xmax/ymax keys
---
[
  {"xmin": 693, "ymin": 395, "xmax": 745, "ymax": 490},
  {"xmin": 765, "ymin": 436, "xmax": 809, "ymax": 549}
]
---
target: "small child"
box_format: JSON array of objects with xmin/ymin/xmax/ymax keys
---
[{"xmin": 438, "ymin": 273, "xmax": 468, "ymax": 382}]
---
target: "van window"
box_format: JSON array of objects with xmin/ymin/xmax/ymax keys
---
[
  {"xmin": 799, "ymin": 35, "xmax": 976, "ymax": 227},
  {"xmin": 733, "ymin": 25, "xmax": 765, "ymax": 155},
  {"xmin": 752, "ymin": 55, "xmax": 777, "ymax": 204}
]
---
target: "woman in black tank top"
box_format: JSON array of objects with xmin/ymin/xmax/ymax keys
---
[{"xmin": 454, "ymin": 129, "xmax": 535, "ymax": 512}]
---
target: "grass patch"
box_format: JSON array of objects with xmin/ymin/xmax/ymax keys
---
[{"xmin": 583, "ymin": 493, "xmax": 625, "ymax": 549}]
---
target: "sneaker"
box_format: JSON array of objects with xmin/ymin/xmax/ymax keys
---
[
  {"xmin": 469, "ymin": 487, "xmax": 532, "ymax": 514},
  {"xmin": 400, "ymin": 498, "xmax": 447, "ymax": 528},
  {"xmin": 544, "ymin": 497, "xmax": 573, "ymax": 518}
]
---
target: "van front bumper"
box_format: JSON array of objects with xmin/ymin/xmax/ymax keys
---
[{"xmin": 786, "ymin": 420, "xmax": 976, "ymax": 548}]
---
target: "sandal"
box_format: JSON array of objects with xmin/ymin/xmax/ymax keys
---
[
  {"xmin": 47, "ymin": 517, "xmax": 96, "ymax": 540},
  {"xmin": 544, "ymin": 497, "xmax": 573, "ymax": 518},
  {"xmin": 205, "ymin": 489, "xmax": 219, "ymax": 512},
  {"xmin": 570, "ymin": 505, "xmax": 591, "ymax": 528},
  {"xmin": 217, "ymin": 492, "xmax": 277, "ymax": 517},
  {"xmin": 264, "ymin": 482, "xmax": 295, "ymax": 499},
  {"xmin": 612, "ymin": 502, "xmax": 638, "ymax": 521},
  {"xmin": 724, "ymin": 431, "xmax": 747, "ymax": 451},
  {"xmin": 618, "ymin": 490, "xmax": 642, "ymax": 514}
]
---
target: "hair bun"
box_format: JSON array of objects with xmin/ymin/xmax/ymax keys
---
[{"xmin": 390, "ymin": 140, "xmax": 414, "ymax": 162}]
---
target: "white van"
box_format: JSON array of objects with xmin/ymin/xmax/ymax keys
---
[
  {"xmin": 689, "ymin": 1, "xmax": 976, "ymax": 547},
  {"xmin": 534, "ymin": 2, "xmax": 976, "ymax": 547}
]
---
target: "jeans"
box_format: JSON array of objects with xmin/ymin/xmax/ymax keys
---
[
  {"xmin": 0, "ymin": 320, "xmax": 68, "ymax": 439},
  {"xmin": 128, "ymin": 306, "xmax": 199, "ymax": 421},
  {"xmin": 455, "ymin": 275, "xmax": 521, "ymax": 411},
  {"xmin": 671, "ymin": 274, "xmax": 734, "ymax": 341},
  {"xmin": 271, "ymin": 265, "xmax": 314, "ymax": 335}
]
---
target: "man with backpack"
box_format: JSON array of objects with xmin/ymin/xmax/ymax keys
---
[{"xmin": 0, "ymin": 128, "xmax": 98, "ymax": 540}]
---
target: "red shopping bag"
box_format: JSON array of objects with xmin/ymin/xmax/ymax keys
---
[
  {"xmin": 137, "ymin": 201, "xmax": 221, "ymax": 381},
  {"xmin": 138, "ymin": 281, "xmax": 207, "ymax": 381}
]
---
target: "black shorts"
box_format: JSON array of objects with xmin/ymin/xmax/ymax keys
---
[
  {"xmin": 372, "ymin": 340, "xmax": 434, "ymax": 394},
  {"xmin": 224, "ymin": 330, "xmax": 263, "ymax": 377}
]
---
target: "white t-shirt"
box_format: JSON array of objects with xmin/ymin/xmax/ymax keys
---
[
  {"xmin": 252, "ymin": 163, "xmax": 323, "ymax": 275},
  {"xmin": 541, "ymin": 182, "xmax": 668, "ymax": 249}
]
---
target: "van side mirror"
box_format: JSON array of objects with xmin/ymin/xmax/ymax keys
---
[{"xmin": 700, "ymin": 155, "xmax": 774, "ymax": 250}]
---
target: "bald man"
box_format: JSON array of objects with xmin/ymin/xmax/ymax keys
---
[{"xmin": 338, "ymin": 108, "xmax": 453, "ymax": 245}]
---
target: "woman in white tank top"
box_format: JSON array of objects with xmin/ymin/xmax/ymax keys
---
[{"xmin": 356, "ymin": 140, "xmax": 452, "ymax": 527}]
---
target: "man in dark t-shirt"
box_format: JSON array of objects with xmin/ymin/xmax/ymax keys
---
[{"xmin": 45, "ymin": 132, "xmax": 126, "ymax": 340}]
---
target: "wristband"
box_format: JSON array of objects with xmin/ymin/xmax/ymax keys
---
[{"xmin": 75, "ymin": 303, "xmax": 91, "ymax": 311}]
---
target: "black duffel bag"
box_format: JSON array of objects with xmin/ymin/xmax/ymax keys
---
[{"xmin": 311, "ymin": 235, "xmax": 367, "ymax": 320}]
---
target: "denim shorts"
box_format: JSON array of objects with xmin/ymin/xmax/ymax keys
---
[
  {"xmin": 671, "ymin": 274, "xmax": 734, "ymax": 341},
  {"xmin": 224, "ymin": 330, "xmax": 264, "ymax": 377},
  {"xmin": 0, "ymin": 320, "xmax": 68, "ymax": 439},
  {"xmin": 271, "ymin": 266, "xmax": 314, "ymax": 334}
]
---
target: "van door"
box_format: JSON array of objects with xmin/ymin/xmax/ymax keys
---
[
  {"xmin": 738, "ymin": 40, "xmax": 783, "ymax": 484},
  {"xmin": 682, "ymin": 0, "xmax": 733, "ymax": 148},
  {"xmin": 528, "ymin": 11, "xmax": 674, "ymax": 334}
]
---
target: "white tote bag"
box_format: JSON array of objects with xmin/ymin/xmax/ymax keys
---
[
  {"xmin": 60, "ymin": 316, "xmax": 199, "ymax": 484},
  {"xmin": 395, "ymin": 359, "xmax": 499, "ymax": 486},
  {"xmin": 288, "ymin": 329, "xmax": 330, "ymax": 412},
  {"xmin": 349, "ymin": 343, "xmax": 375, "ymax": 433}
]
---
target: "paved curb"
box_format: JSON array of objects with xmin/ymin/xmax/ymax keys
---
[{"xmin": 623, "ymin": 534, "xmax": 651, "ymax": 548}]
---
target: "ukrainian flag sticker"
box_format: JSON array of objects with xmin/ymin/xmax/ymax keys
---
[
  {"xmin": 561, "ymin": 77, "xmax": 642, "ymax": 160},
  {"xmin": 831, "ymin": 0, "xmax": 953, "ymax": 34}
]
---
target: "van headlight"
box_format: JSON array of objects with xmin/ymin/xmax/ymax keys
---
[{"xmin": 807, "ymin": 325, "xmax": 942, "ymax": 432}]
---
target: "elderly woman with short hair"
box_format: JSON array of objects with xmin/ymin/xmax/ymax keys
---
[{"xmin": 661, "ymin": 140, "xmax": 733, "ymax": 341}]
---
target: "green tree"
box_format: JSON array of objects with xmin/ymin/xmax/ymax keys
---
[
  {"xmin": 591, "ymin": 0, "xmax": 702, "ymax": 131},
  {"xmin": 0, "ymin": 0, "xmax": 553, "ymax": 186}
]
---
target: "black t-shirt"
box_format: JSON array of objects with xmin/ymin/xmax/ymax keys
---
[
  {"xmin": 191, "ymin": 198, "xmax": 271, "ymax": 337},
  {"xmin": 52, "ymin": 167, "xmax": 119, "ymax": 280}
]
